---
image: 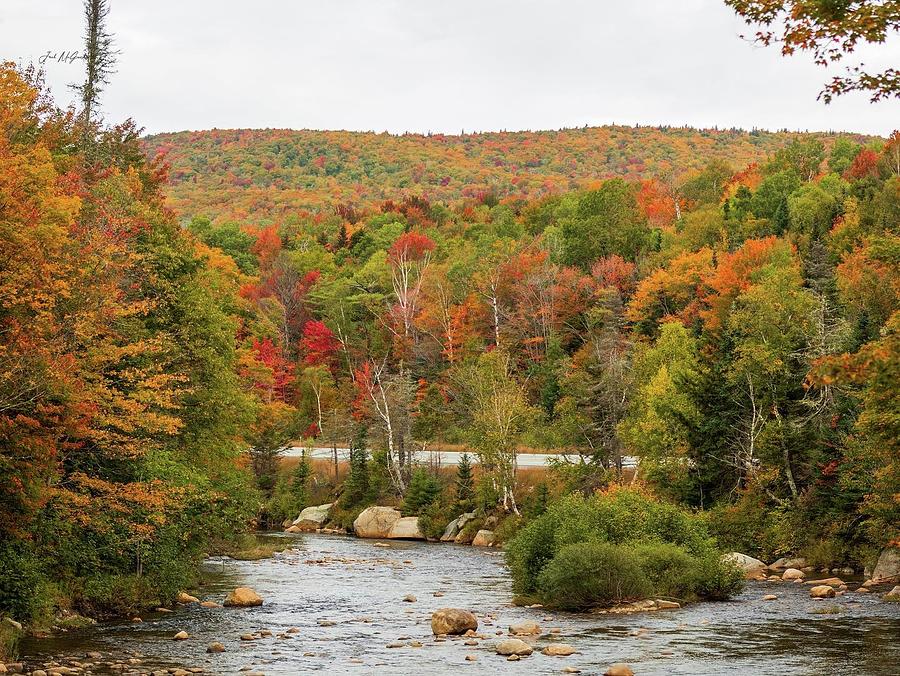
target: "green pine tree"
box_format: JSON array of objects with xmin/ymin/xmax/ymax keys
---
[
  {"xmin": 454, "ymin": 452, "xmax": 475, "ymax": 513},
  {"xmin": 402, "ymin": 468, "xmax": 442, "ymax": 516},
  {"xmin": 343, "ymin": 435, "xmax": 369, "ymax": 507},
  {"xmin": 291, "ymin": 453, "xmax": 312, "ymax": 507}
]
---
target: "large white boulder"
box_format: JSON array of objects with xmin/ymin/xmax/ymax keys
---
[
  {"xmin": 723, "ymin": 552, "xmax": 767, "ymax": 578},
  {"xmin": 387, "ymin": 516, "xmax": 425, "ymax": 540},
  {"xmin": 291, "ymin": 503, "xmax": 333, "ymax": 531},
  {"xmin": 872, "ymin": 548, "xmax": 900, "ymax": 582},
  {"xmin": 353, "ymin": 506, "xmax": 402, "ymax": 539}
]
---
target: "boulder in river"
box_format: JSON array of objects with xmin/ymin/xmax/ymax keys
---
[
  {"xmin": 542, "ymin": 643, "xmax": 577, "ymax": 656},
  {"xmin": 291, "ymin": 503, "xmax": 333, "ymax": 532},
  {"xmin": 508, "ymin": 620, "xmax": 541, "ymax": 636},
  {"xmin": 353, "ymin": 506, "xmax": 401, "ymax": 538},
  {"xmin": 496, "ymin": 638, "xmax": 533, "ymax": 656},
  {"xmin": 472, "ymin": 530, "xmax": 495, "ymax": 547},
  {"xmin": 431, "ymin": 608, "xmax": 478, "ymax": 635},
  {"xmin": 223, "ymin": 587, "xmax": 263, "ymax": 607},
  {"xmin": 782, "ymin": 568, "xmax": 805, "ymax": 581},
  {"xmin": 809, "ymin": 585, "xmax": 836, "ymax": 598},
  {"xmin": 883, "ymin": 585, "xmax": 900, "ymax": 601},
  {"xmin": 440, "ymin": 512, "xmax": 476, "ymax": 542},
  {"xmin": 872, "ymin": 547, "xmax": 900, "ymax": 582},
  {"xmin": 722, "ymin": 552, "xmax": 767, "ymax": 578},
  {"xmin": 387, "ymin": 516, "xmax": 425, "ymax": 540},
  {"xmin": 805, "ymin": 577, "xmax": 843, "ymax": 587},
  {"xmin": 173, "ymin": 631, "xmax": 189, "ymax": 640},
  {"xmin": 605, "ymin": 665, "xmax": 634, "ymax": 676},
  {"xmin": 177, "ymin": 592, "xmax": 199, "ymax": 604},
  {"xmin": 206, "ymin": 642, "xmax": 226, "ymax": 653}
]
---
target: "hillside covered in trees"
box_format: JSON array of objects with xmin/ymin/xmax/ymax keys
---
[{"xmin": 142, "ymin": 126, "xmax": 874, "ymax": 224}]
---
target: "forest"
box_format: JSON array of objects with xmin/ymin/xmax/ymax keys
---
[
  {"xmin": 1, "ymin": 56, "xmax": 898, "ymax": 644},
  {"xmin": 143, "ymin": 125, "xmax": 875, "ymax": 225}
]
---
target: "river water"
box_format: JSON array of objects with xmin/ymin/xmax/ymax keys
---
[{"xmin": 18, "ymin": 533, "xmax": 900, "ymax": 675}]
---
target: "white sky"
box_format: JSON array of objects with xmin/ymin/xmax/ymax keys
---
[{"xmin": 2, "ymin": 0, "xmax": 897, "ymax": 136}]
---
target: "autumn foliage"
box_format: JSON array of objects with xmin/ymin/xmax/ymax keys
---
[{"xmin": 3, "ymin": 57, "xmax": 899, "ymax": 630}]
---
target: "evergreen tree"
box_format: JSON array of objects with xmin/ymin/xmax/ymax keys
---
[
  {"xmin": 75, "ymin": 0, "xmax": 117, "ymax": 142},
  {"xmin": 291, "ymin": 453, "xmax": 312, "ymax": 507},
  {"xmin": 528, "ymin": 482, "xmax": 550, "ymax": 517},
  {"xmin": 401, "ymin": 468, "xmax": 442, "ymax": 515},
  {"xmin": 454, "ymin": 453, "xmax": 475, "ymax": 513},
  {"xmin": 343, "ymin": 435, "xmax": 369, "ymax": 506}
]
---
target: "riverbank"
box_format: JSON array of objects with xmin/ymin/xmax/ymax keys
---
[{"xmin": 13, "ymin": 533, "xmax": 900, "ymax": 675}]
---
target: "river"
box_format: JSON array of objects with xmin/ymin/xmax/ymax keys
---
[{"xmin": 18, "ymin": 533, "xmax": 900, "ymax": 675}]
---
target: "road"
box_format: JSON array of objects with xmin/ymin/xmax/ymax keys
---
[{"xmin": 282, "ymin": 446, "xmax": 637, "ymax": 468}]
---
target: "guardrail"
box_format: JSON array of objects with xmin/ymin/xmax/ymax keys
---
[{"xmin": 280, "ymin": 446, "xmax": 638, "ymax": 469}]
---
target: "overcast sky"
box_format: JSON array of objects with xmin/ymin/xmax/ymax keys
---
[{"xmin": 2, "ymin": 0, "xmax": 897, "ymax": 136}]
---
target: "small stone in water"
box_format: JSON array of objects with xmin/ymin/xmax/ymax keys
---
[
  {"xmin": 240, "ymin": 634, "xmax": 256, "ymax": 641},
  {"xmin": 173, "ymin": 631, "xmax": 189, "ymax": 640},
  {"xmin": 507, "ymin": 655, "xmax": 520, "ymax": 661},
  {"xmin": 286, "ymin": 627, "xmax": 300, "ymax": 633},
  {"xmin": 207, "ymin": 642, "xmax": 226, "ymax": 653},
  {"xmin": 403, "ymin": 594, "xmax": 417, "ymax": 603},
  {"xmin": 763, "ymin": 594, "xmax": 778, "ymax": 601},
  {"xmin": 386, "ymin": 641, "xmax": 405, "ymax": 648},
  {"xmin": 465, "ymin": 654, "xmax": 477, "ymax": 661},
  {"xmin": 604, "ymin": 664, "xmax": 634, "ymax": 676}
]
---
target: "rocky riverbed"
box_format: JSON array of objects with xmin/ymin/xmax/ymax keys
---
[{"xmin": 14, "ymin": 533, "xmax": 900, "ymax": 675}]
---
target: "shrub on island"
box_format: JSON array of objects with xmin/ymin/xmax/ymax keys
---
[{"xmin": 506, "ymin": 486, "xmax": 743, "ymax": 610}]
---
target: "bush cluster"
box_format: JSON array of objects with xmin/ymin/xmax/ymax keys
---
[{"xmin": 506, "ymin": 487, "xmax": 743, "ymax": 609}]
